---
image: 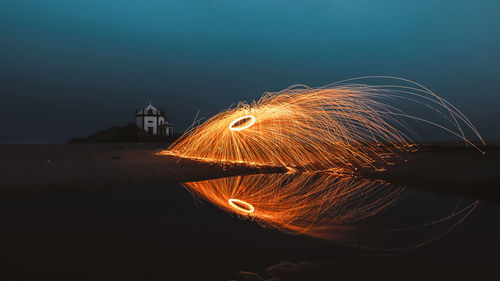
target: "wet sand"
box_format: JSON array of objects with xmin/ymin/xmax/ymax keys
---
[
  {"xmin": 364, "ymin": 149, "xmax": 500, "ymax": 203},
  {"xmin": 1, "ymin": 143, "xmax": 499, "ymax": 280},
  {"xmin": 0, "ymin": 143, "xmax": 283, "ymax": 194},
  {"xmin": 1, "ymin": 144, "xmax": 498, "ymax": 202}
]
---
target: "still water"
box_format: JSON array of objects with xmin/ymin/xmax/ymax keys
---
[{"xmin": 0, "ymin": 174, "xmax": 498, "ymax": 280}]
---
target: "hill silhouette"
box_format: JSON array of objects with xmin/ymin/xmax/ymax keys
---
[{"xmin": 68, "ymin": 123, "xmax": 180, "ymax": 143}]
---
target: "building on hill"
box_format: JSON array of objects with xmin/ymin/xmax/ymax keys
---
[{"xmin": 135, "ymin": 102, "xmax": 173, "ymax": 136}]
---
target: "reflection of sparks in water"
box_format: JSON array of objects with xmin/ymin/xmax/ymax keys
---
[
  {"xmin": 184, "ymin": 173, "xmax": 404, "ymax": 241},
  {"xmin": 184, "ymin": 173, "xmax": 479, "ymax": 247},
  {"xmin": 161, "ymin": 77, "xmax": 485, "ymax": 246},
  {"xmin": 228, "ymin": 198, "xmax": 255, "ymax": 213},
  {"xmin": 159, "ymin": 77, "xmax": 485, "ymax": 172}
]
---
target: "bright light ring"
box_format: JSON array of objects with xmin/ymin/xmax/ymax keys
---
[
  {"xmin": 229, "ymin": 115, "xmax": 256, "ymax": 131},
  {"xmin": 228, "ymin": 198, "xmax": 255, "ymax": 213}
]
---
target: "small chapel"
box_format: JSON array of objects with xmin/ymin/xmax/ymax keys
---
[{"xmin": 135, "ymin": 102, "xmax": 173, "ymax": 136}]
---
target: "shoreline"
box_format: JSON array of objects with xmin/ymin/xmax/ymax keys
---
[
  {"xmin": 0, "ymin": 143, "xmax": 283, "ymax": 194},
  {"xmin": 1, "ymin": 143, "xmax": 498, "ymax": 203}
]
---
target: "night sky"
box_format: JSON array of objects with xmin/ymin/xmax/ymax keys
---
[{"xmin": 1, "ymin": 0, "xmax": 499, "ymax": 143}]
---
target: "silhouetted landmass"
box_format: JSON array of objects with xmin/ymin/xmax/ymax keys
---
[{"xmin": 68, "ymin": 123, "xmax": 181, "ymax": 143}]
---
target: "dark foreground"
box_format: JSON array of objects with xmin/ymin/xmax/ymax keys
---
[
  {"xmin": 1, "ymin": 143, "xmax": 499, "ymax": 280},
  {"xmin": 365, "ymin": 149, "xmax": 500, "ymax": 204},
  {"xmin": 0, "ymin": 181, "xmax": 499, "ymax": 280},
  {"xmin": 0, "ymin": 143, "xmax": 282, "ymax": 194},
  {"xmin": 1, "ymin": 144, "xmax": 499, "ymax": 203}
]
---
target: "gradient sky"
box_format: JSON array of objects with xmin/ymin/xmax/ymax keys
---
[{"xmin": 1, "ymin": 0, "xmax": 499, "ymax": 143}]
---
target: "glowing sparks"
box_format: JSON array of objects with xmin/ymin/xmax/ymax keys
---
[
  {"xmin": 229, "ymin": 115, "xmax": 256, "ymax": 131},
  {"xmin": 160, "ymin": 77, "xmax": 485, "ymax": 172},
  {"xmin": 160, "ymin": 77, "xmax": 485, "ymax": 245},
  {"xmin": 185, "ymin": 173, "xmax": 479, "ymax": 246},
  {"xmin": 228, "ymin": 198, "xmax": 255, "ymax": 213},
  {"xmin": 184, "ymin": 173, "xmax": 403, "ymax": 240}
]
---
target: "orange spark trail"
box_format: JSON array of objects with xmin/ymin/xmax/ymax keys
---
[
  {"xmin": 159, "ymin": 77, "xmax": 485, "ymax": 245},
  {"xmin": 184, "ymin": 173, "xmax": 480, "ymax": 248},
  {"xmin": 159, "ymin": 77, "xmax": 484, "ymax": 172},
  {"xmin": 183, "ymin": 173, "xmax": 404, "ymax": 241}
]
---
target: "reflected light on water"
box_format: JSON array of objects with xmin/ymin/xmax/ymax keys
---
[
  {"xmin": 183, "ymin": 173, "xmax": 479, "ymax": 249},
  {"xmin": 183, "ymin": 173, "xmax": 404, "ymax": 241}
]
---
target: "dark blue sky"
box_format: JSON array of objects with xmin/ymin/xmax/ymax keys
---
[{"xmin": 1, "ymin": 0, "xmax": 499, "ymax": 143}]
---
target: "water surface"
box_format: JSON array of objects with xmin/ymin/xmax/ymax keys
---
[{"xmin": 0, "ymin": 176, "xmax": 498, "ymax": 280}]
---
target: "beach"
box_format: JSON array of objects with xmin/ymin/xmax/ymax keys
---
[
  {"xmin": 365, "ymin": 149, "xmax": 500, "ymax": 203},
  {"xmin": 1, "ymin": 143, "xmax": 499, "ymax": 280},
  {"xmin": 0, "ymin": 143, "xmax": 282, "ymax": 194},
  {"xmin": 0, "ymin": 143, "xmax": 498, "ymax": 202}
]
